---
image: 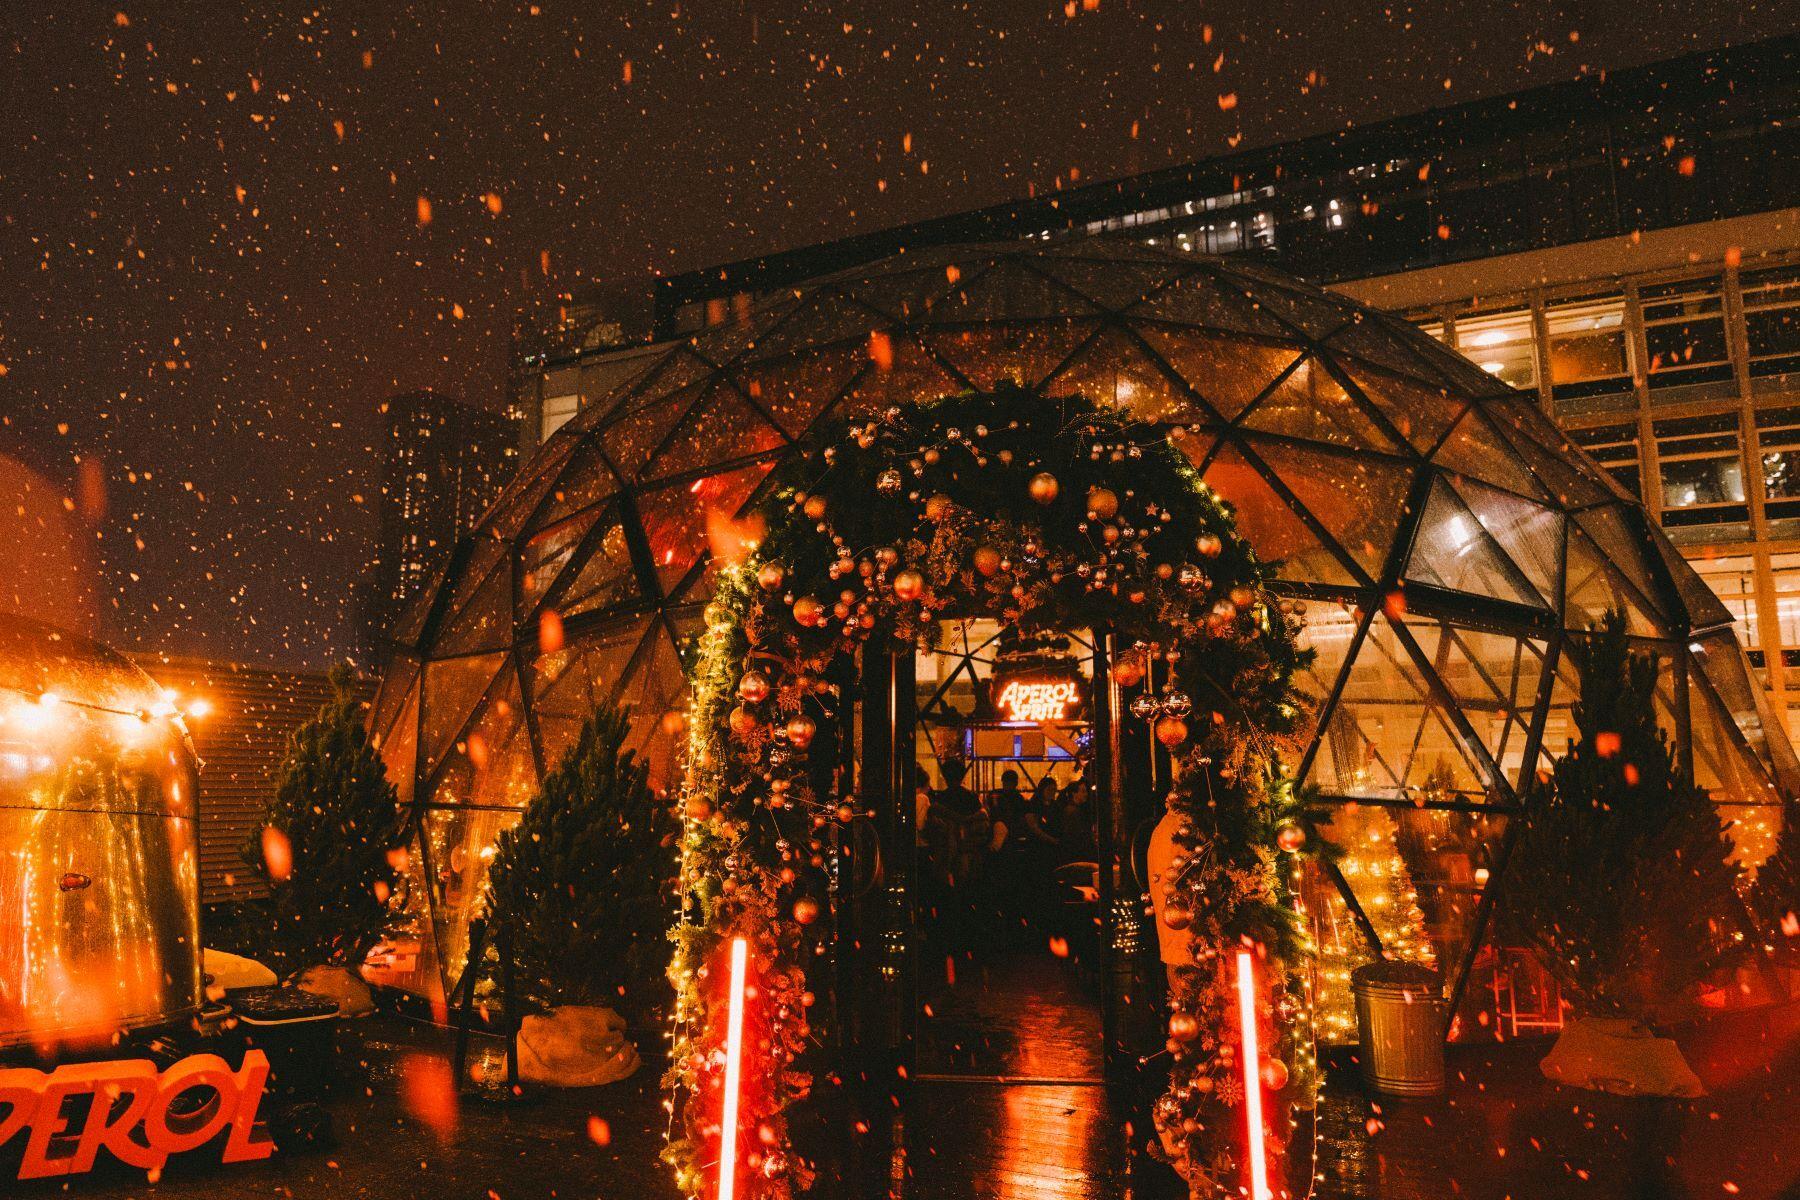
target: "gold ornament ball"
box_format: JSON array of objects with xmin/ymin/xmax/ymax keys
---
[
  {"xmin": 1229, "ymin": 584, "xmax": 1256, "ymax": 609},
  {"xmin": 1261, "ymin": 1057, "xmax": 1290, "ymax": 1091},
  {"xmin": 972, "ymin": 546, "xmax": 1002, "ymax": 576},
  {"xmin": 1112, "ymin": 655, "xmax": 1146, "ymax": 688},
  {"xmin": 924, "ymin": 494, "xmax": 954, "ymax": 522},
  {"xmin": 1154, "ymin": 715, "xmax": 1190, "ymax": 749},
  {"xmin": 1028, "ymin": 472, "xmax": 1060, "ymax": 505},
  {"xmin": 1168, "ymin": 1012, "xmax": 1200, "ymax": 1042},
  {"xmin": 892, "ymin": 569, "xmax": 926, "ymax": 601},
  {"xmin": 684, "ymin": 794, "xmax": 713, "ymax": 821},
  {"xmin": 1275, "ymin": 823, "xmax": 1307, "ymax": 853},
  {"xmin": 802, "ymin": 495, "xmax": 829, "ymax": 521},
  {"xmin": 737, "ymin": 671, "xmax": 770, "ymax": 703},
  {"xmin": 757, "ymin": 562, "xmax": 787, "ymax": 592},
  {"xmin": 1086, "ymin": 486, "xmax": 1119, "ymax": 520},
  {"xmin": 728, "ymin": 705, "xmax": 760, "ymax": 737},
  {"xmin": 793, "ymin": 897, "xmax": 821, "ymax": 926},
  {"xmin": 1195, "ymin": 533, "xmax": 1223, "ymax": 558},
  {"xmin": 785, "ymin": 714, "xmax": 817, "ymax": 750},
  {"xmin": 792, "ymin": 596, "xmax": 826, "ymax": 627},
  {"xmin": 1160, "ymin": 900, "xmax": 1193, "ymax": 930}
]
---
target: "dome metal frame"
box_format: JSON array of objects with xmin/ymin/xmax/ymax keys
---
[{"xmin": 372, "ymin": 238, "xmax": 1800, "ymax": 1013}]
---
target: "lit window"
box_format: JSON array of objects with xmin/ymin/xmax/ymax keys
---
[
  {"xmin": 1453, "ymin": 309, "xmax": 1535, "ymax": 391},
  {"xmin": 541, "ymin": 393, "xmax": 580, "ymax": 440},
  {"xmin": 1742, "ymin": 266, "xmax": 1800, "ymax": 380},
  {"xmin": 1687, "ymin": 554, "xmax": 1759, "ymax": 663},
  {"xmin": 1654, "ymin": 411, "xmax": 1746, "ymax": 528},
  {"xmin": 1755, "ymin": 406, "xmax": 1800, "ymax": 521},
  {"xmin": 1545, "ymin": 295, "xmax": 1632, "ymax": 401}
]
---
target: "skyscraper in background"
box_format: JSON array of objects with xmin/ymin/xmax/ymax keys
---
[{"xmin": 368, "ymin": 390, "xmax": 520, "ymax": 649}]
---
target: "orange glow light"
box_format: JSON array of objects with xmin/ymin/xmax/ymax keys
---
[
  {"xmin": 718, "ymin": 936, "xmax": 749, "ymax": 1200},
  {"xmin": 1236, "ymin": 949, "xmax": 1270, "ymax": 1200}
]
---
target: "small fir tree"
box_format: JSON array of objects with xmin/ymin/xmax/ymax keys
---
[
  {"xmin": 481, "ymin": 706, "xmax": 677, "ymax": 1024},
  {"xmin": 244, "ymin": 664, "xmax": 406, "ymax": 981},
  {"xmin": 1503, "ymin": 614, "xmax": 1741, "ymax": 1021},
  {"xmin": 1747, "ymin": 823, "xmax": 1800, "ymax": 954}
]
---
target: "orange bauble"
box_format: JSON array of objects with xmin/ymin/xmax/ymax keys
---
[
  {"xmin": 785, "ymin": 714, "xmax": 817, "ymax": 750},
  {"xmin": 1195, "ymin": 533, "xmax": 1223, "ymax": 558},
  {"xmin": 924, "ymin": 494, "xmax": 954, "ymax": 522},
  {"xmin": 802, "ymin": 495, "xmax": 828, "ymax": 520},
  {"xmin": 1111, "ymin": 654, "xmax": 1146, "ymax": 688},
  {"xmin": 1086, "ymin": 486, "xmax": 1119, "ymax": 520},
  {"xmin": 1168, "ymin": 1012, "xmax": 1200, "ymax": 1042},
  {"xmin": 728, "ymin": 705, "xmax": 759, "ymax": 737},
  {"xmin": 1028, "ymin": 472, "xmax": 1060, "ymax": 505},
  {"xmin": 737, "ymin": 671, "xmax": 770, "ymax": 703},
  {"xmin": 972, "ymin": 546, "xmax": 1002, "ymax": 576},
  {"xmin": 793, "ymin": 897, "xmax": 821, "ymax": 925},
  {"xmin": 757, "ymin": 562, "xmax": 787, "ymax": 592},
  {"xmin": 792, "ymin": 596, "xmax": 826, "ymax": 627},
  {"xmin": 1154, "ymin": 716, "xmax": 1189, "ymax": 748},
  {"xmin": 892, "ymin": 569, "xmax": 926, "ymax": 601}
]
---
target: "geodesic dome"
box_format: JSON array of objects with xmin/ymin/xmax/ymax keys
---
[{"xmin": 370, "ymin": 238, "xmax": 1799, "ymax": 1005}]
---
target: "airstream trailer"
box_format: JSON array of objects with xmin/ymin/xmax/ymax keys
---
[{"xmin": 0, "ymin": 615, "xmax": 203, "ymax": 1053}]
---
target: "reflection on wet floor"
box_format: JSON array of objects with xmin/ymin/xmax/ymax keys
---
[{"xmin": 917, "ymin": 948, "xmax": 1105, "ymax": 1079}]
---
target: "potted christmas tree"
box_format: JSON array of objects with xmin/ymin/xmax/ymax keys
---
[
  {"xmin": 478, "ymin": 706, "xmax": 677, "ymax": 1087},
  {"xmin": 243, "ymin": 663, "xmax": 407, "ymax": 1016},
  {"xmin": 1503, "ymin": 614, "xmax": 1740, "ymax": 1096}
]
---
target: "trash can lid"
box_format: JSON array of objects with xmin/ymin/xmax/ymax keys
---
[{"xmin": 1351, "ymin": 960, "xmax": 1443, "ymax": 997}]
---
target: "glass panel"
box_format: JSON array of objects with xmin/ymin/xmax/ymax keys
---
[
  {"xmin": 1408, "ymin": 621, "xmax": 1549, "ymax": 788},
  {"xmin": 1245, "ymin": 437, "xmax": 1416, "ymax": 583},
  {"xmin": 1135, "ymin": 329, "xmax": 1299, "ymax": 419},
  {"xmin": 379, "ymin": 681, "xmax": 421, "ymax": 807},
  {"xmin": 435, "ymin": 668, "xmax": 538, "ymax": 810},
  {"xmin": 634, "ymin": 463, "xmax": 773, "ymax": 600},
  {"xmin": 529, "ymin": 443, "xmax": 619, "ymax": 530},
  {"xmin": 838, "ymin": 333, "xmax": 966, "ymax": 418},
  {"xmin": 1568, "ymin": 422, "xmax": 1642, "ymax": 502},
  {"xmin": 614, "ymin": 626, "xmax": 692, "ymax": 792},
  {"xmin": 1685, "ymin": 554, "xmax": 1757, "ymax": 647},
  {"xmin": 1564, "ymin": 527, "xmax": 1665, "ymax": 637},
  {"xmin": 1405, "ymin": 478, "xmax": 1546, "ymax": 608},
  {"xmin": 1305, "ymin": 615, "xmax": 1495, "ymax": 805},
  {"xmin": 1570, "ymin": 507, "xmax": 1669, "ymax": 622},
  {"xmin": 431, "ymin": 559, "xmax": 515, "ymax": 657},
  {"xmin": 1433, "ymin": 408, "xmax": 1550, "ymax": 499},
  {"xmin": 420, "ymin": 652, "xmax": 507, "ymax": 778},
  {"xmin": 1339, "ymin": 362, "xmax": 1465, "ymax": 456},
  {"xmin": 1129, "ymin": 268, "xmax": 1297, "ymax": 340},
  {"xmin": 529, "ymin": 622, "xmax": 652, "ymax": 766},
  {"xmin": 1545, "ymin": 296, "xmax": 1632, "ymax": 400},
  {"xmin": 1755, "ymin": 405, "xmax": 1800, "ymax": 502},
  {"xmin": 1692, "ymin": 632, "xmax": 1799, "ymax": 797},
  {"xmin": 746, "ymin": 288, "xmax": 890, "ymax": 359},
  {"xmin": 365, "ymin": 828, "xmax": 446, "ymax": 1003},
  {"xmin": 1239, "ymin": 356, "xmax": 1401, "ymax": 453},
  {"xmin": 520, "ymin": 506, "xmax": 611, "ymax": 612},
  {"xmin": 1447, "ymin": 476, "xmax": 1564, "ymax": 605},
  {"xmin": 1453, "ymin": 308, "xmax": 1537, "ymax": 391},
  {"xmin": 1484, "ymin": 397, "xmax": 1614, "ymax": 508},
  {"xmin": 1031, "ymin": 255, "xmax": 1182, "ymax": 313},
  {"xmin": 1041, "ymin": 324, "xmax": 1206, "ymax": 423},
  {"xmin": 548, "ymin": 511, "xmax": 640, "ymax": 620},
  {"xmin": 1199, "ymin": 443, "xmax": 1358, "ymax": 586},
  {"xmin": 642, "ymin": 386, "xmax": 785, "ymax": 482},
  {"xmin": 421, "ymin": 804, "xmax": 522, "ymax": 992},
  {"xmin": 924, "ymin": 258, "xmax": 1099, "ymax": 324},
  {"xmin": 1687, "ymin": 669, "xmax": 1783, "ymax": 870},
  {"xmin": 734, "ymin": 347, "xmax": 864, "ymax": 438},
  {"xmin": 930, "ymin": 320, "xmax": 1098, "ymax": 394},
  {"xmin": 1535, "ymin": 645, "xmax": 1583, "ymax": 764}
]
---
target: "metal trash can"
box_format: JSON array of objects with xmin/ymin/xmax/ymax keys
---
[{"xmin": 1352, "ymin": 960, "xmax": 1446, "ymax": 1097}]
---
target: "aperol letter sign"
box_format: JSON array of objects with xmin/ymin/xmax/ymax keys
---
[
  {"xmin": 0, "ymin": 1050, "xmax": 275, "ymax": 1180},
  {"xmin": 992, "ymin": 670, "xmax": 1087, "ymax": 724}
]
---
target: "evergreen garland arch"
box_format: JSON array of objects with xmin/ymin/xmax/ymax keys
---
[{"xmin": 666, "ymin": 382, "xmax": 1320, "ymax": 1198}]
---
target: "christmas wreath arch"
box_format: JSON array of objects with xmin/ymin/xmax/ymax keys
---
[{"xmin": 666, "ymin": 382, "xmax": 1317, "ymax": 1199}]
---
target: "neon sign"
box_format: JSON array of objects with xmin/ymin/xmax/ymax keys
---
[
  {"xmin": 0, "ymin": 1050, "xmax": 274, "ymax": 1180},
  {"xmin": 993, "ymin": 673, "xmax": 1086, "ymax": 723}
]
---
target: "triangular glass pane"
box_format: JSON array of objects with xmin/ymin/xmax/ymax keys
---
[
  {"xmin": 432, "ymin": 558, "xmax": 517, "ymax": 656},
  {"xmin": 745, "ymin": 288, "xmax": 893, "ymax": 359},
  {"xmin": 1339, "ymin": 362, "xmax": 1467, "ymax": 456},
  {"xmin": 1305, "ymin": 614, "xmax": 1496, "ymax": 805},
  {"xmin": 1484, "ymin": 397, "xmax": 1614, "ymax": 507},
  {"xmin": 641, "ymin": 385, "xmax": 786, "ymax": 483},
  {"xmin": 519, "ymin": 506, "xmax": 607, "ymax": 611},
  {"xmin": 1137, "ymin": 328, "xmax": 1300, "ymax": 419},
  {"xmin": 1242, "ymin": 437, "xmax": 1416, "ymax": 583},
  {"xmin": 529, "ymin": 621, "xmax": 653, "ymax": 766},
  {"xmin": 1327, "ymin": 314, "xmax": 1467, "ymax": 392},
  {"xmin": 839, "ymin": 333, "xmax": 967, "ymax": 418},
  {"xmin": 1169, "ymin": 426, "xmax": 1220, "ymax": 472},
  {"xmin": 1127, "ymin": 269, "xmax": 1297, "ymax": 340},
  {"xmin": 439, "ymin": 533, "xmax": 508, "ymax": 625},
  {"xmin": 1032, "ymin": 255, "xmax": 1182, "ymax": 313},
  {"xmin": 616, "ymin": 626, "xmax": 691, "ymax": 791},
  {"xmin": 733, "ymin": 346, "xmax": 864, "ymax": 438},
  {"xmin": 439, "ymin": 668, "xmax": 537, "ymax": 810},
  {"xmin": 563, "ymin": 346, "xmax": 668, "ymax": 430},
  {"xmin": 529, "ymin": 442, "xmax": 620, "ymax": 531},
  {"xmin": 601, "ymin": 386, "xmax": 699, "ymax": 476},
  {"xmin": 378, "ymin": 680, "xmax": 420, "ymax": 807},
  {"xmin": 1404, "ymin": 478, "xmax": 1546, "ymax": 609},
  {"xmin": 1653, "ymin": 537, "xmax": 1735, "ymax": 630},
  {"xmin": 483, "ymin": 436, "xmax": 579, "ymax": 543},
  {"xmin": 551, "ymin": 511, "xmax": 641, "ymax": 620},
  {"xmin": 923, "ymin": 258, "xmax": 1099, "ymax": 324},
  {"xmin": 1239, "ymin": 356, "xmax": 1401, "ymax": 452},
  {"xmin": 930, "ymin": 319, "xmax": 1100, "ymax": 393},
  {"xmin": 1291, "ymin": 602, "xmax": 1366, "ymax": 771},
  {"xmin": 1447, "ymin": 476, "xmax": 1564, "ymax": 605},
  {"xmin": 1691, "ymin": 632, "xmax": 1800, "ymax": 797},
  {"xmin": 1564, "ymin": 526, "xmax": 1665, "ymax": 637},
  {"xmin": 620, "ymin": 349, "xmax": 718, "ymax": 411},
  {"xmin": 635, "ymin": 463, "xmax": 774, "ymax": 600},
  {"xmin": 839, "ymin": 264, "xmax": 964, "ymax": 323},
  {"xmin": 371, "ymin": 655, "xmax": 421, "ymax": 748},
  {"xmin": 1687, "ymin": 667, "xmax": 1784, "ymax": 868},
  {"xmin": 1223, "ymin": 276, "xmax": 1359, "ymax": 342},
  {"xmin": 1534, "ymin": 644, "xmax": 1584, "ymax": 766},
  {"xmin": 1571, "ymin": 507, "xmax": 1670, "ymax": 622},
  {"xmin": 1200, "ymin": 443, "xmax": 1358, "ymax": 586},
  {"xmin": 1408, "ymin": 620, "xmax": 1548, "ymax": 789},
  {"xmin": 1045, "ymin": 324, "xmax": 1205, "ymax": 424},
  {"xmin": 388, "ymin": 564, "xmax": 446, "ymax": 648},
  {"xmin": 1433, "ymin": 408, "xmax": 1550, "ymax": 499},
  {"xmin": 420, "ymin": 804, "xmax": 522, "ymax": 995},
  {"xmin": 420, "ymin": 651, "xmax": 507, "ymax": 778}
]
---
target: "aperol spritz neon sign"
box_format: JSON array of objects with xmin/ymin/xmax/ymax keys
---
[{"xmin": 994, "ymin": 675, "xmax": 1085, "ymax": 723}]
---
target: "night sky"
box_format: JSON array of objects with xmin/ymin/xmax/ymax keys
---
[{"xmin": 3, "ymin": 2, "xmax": 1793, "ymax": 671}]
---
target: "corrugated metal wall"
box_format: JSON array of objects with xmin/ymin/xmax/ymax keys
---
[{"xmin": 134, "ymin": 658, "xmax": 345, "ymax": 904}]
